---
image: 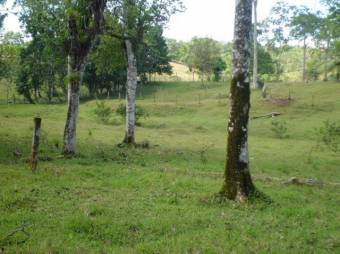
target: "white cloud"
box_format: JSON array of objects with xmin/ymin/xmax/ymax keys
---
[{"xmin": 164, "ymin": 0, "xmax": 325, "ymax": 42}]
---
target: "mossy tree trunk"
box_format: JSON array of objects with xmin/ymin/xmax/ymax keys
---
[
  {"xmin": 63, "ymin": 0, "xmax": 107, "ymax": 155},
  {"xmin": 221, "ymin": 0, "xmax": 255, "ymax": 202}
]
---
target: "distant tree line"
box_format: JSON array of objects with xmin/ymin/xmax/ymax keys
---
[
  {"xmin": 166, "ymin": 0, "xmax": 340, "ymax": 83},
  {"xmin": 0, "ymin": 0, "xmax": 176, "ymax": 104}
]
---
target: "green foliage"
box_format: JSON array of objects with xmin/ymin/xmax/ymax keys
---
[
  {"xmin": 184, "ymin": 37, "xmax": 224, "ymax": 81},
  {"xmin": 94, "ymin": 101, "xmax": 112, "ymax": 124},
  {"xmin": 289, "ymin": 7, "xmax": 321, "ymax": 42},
  {"xmin": 116, "ymin": 103, "xmax": 149, "ymax": 126},
  {"xmin": 271, "ymin": 120, "xmax": 288, "ymax": 139},
  {"xmin": 316, "ymin": 120, "xmax": 340, "ymax": 152}
]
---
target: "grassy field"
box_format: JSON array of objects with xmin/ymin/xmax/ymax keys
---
[{"xmin": 0, "ymin": 81, "xmax": 340, "ymax": 253}]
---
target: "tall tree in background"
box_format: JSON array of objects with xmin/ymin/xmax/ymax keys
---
[
  {"xmin": 63, "ymin": 0, "xmax": 107, "ymax": 155},
  {"xmin": 185, "ymin": 37, "xmax": 224, "ymax": 83},
  {"xmin": 289, "ymin": 7, "xmax": 320, "ymax": 83},
  {"xmin": 113, "ymin": 0, "xmax": 183, "ymax": 144},
  {"xmin": 252, "ymin": 0, "xmax": 259, "ymax": 89},
  {"xmin": 221, "ymin": 0, "xmax": 255, "ymax": 201}
]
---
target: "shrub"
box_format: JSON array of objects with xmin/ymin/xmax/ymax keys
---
[
  {"xmin": 271, "ymin": 120, "xmax": 288, "ymax": 139},
  {"xmin": 94, "ymin": 101, "xmax": 112, "ymax": 124},
  {"xmin": 316, "ymin": 121, "xmax": 340, "ymax": 152},
  {"xmin": 115, "ymin": 103, "xmax": 149, "ymax": 126}
]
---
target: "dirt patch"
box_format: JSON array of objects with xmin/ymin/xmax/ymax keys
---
[{"xmin": 268, "ymin": 97, "xmax": 294, "ymax": 107}]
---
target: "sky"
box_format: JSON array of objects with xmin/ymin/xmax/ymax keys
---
[{"xmin": 2, "ymin": 0, "xmax": 325, "ymax": 42}]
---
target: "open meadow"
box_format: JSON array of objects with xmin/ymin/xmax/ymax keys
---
[{"xmin": 0, "ymin": 81, "xmax": 339, "ymax": 253}]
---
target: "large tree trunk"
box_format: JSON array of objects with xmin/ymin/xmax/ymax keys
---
[
  {"xmin": 62, "ymin": 0, "xmax": 106, "ymax": 155},
  {"xmin": 221, "ymin": 0, "xmax": 255, "ymax": 202},
  {"xmin": 63, "ymin": 56, "xmax": 82, "ymax": 154},
  {"xmin": 303, "ymin": 37, "xmax": 307, "ymax": 83},
  {"xmin": 252, "ymin": 0, "xmax": 259, "ymax": 89},
  {"xmin": 123, "ymin": 39, "xmax": 138, "ymax": 144}
]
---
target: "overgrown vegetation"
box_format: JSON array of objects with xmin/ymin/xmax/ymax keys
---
[
  {"xmin": 271, "ymin": 120, "xmax": 288, "ymax": 139},
  {"xmin": 316, "ymin": 120, "xmax": 340, "ymax": 152}
]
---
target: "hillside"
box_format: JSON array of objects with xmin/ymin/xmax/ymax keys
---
[
  {"xmin": 0, "ymin": 81, "xmax": 340, "ymax": 253},
  {"xmin": 154, "ymin": 62, "xmax": 196, "ymax": 82}
]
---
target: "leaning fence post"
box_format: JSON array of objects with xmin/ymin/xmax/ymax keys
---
[{"xmin": 31, "ymin": 117, "xmax": 42, "ymax": 172}]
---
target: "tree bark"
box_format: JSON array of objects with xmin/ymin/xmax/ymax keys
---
[
  {"xmin": 323, "ymin": 40, "xmax": 330, "ymax": 82},
  {"xmin": 303, "ymin": 37, "xmax": 307, "ymax": 83},
  {"xmin": 221, "ymin": 0, "xmax": 255, "ymax": 202},
  {"xmin": 31, "ymin": 117, "xmax": 41, "ymax": 172},
  {"xmin": 252, "ymin": 0, "xmax": 259, "ymax": 89},
  {"xmin": 62, "ymin": 0, "xmax": 106, "ymax": 155},
  {"xmin": 123, "ymin": 39, "xmax": 138, "ymax": 144},
  {"xmin": 63, "ymin": 55, "xmax": 82, "ymax": 155}
]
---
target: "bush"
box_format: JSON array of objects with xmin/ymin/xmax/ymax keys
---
[
  {"xmin": 271, "ymin": 120, "xmax": 288, "ymax": 139},
  {"xmin": 94, "ymin": 101, "xmax": 112, "ymax": 124},
  {"xmin": 316, "ymin": 121, "xmax": 340, "ymax": 152},
  {"xmin": 115, "ymin": 103, "xmax": 149, "ymax": 126}
]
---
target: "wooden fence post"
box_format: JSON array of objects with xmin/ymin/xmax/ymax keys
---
[{"xmin": 31, "ymin": 117, "xmax": 42, "ymax": 172}]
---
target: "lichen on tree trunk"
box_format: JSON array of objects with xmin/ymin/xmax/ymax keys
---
[
  {"xmin": 123, "ymin": 39, "xmax": 138, "ymax": 144},
  {"xmin": 62, "ymin": 0, "xmax": 106, "ymax": 155},
  {"xmin": 63, "ymin": 64, "xmax": 81, "ymax": 155},
  {"xmin": 252, "ymin": 0, "xmax": 259, "ymax": 89},
  {"xmin": 221, "ymin": 0, "xmax": 256, "ymax": 202}
]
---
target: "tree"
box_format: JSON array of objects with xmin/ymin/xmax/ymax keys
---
[
  {"xmin": 137, "ymin": 25, "xmax": 172, "ymax": 82},
  {"xmin": 0, "ymin": 32, "xmax": 22, "ymax": 103},
  {"xmin": 220, "ymin": 0, "xmax": 255, "ymax": 201},
  {"xmin": 320, "ymin": 0, "xmax": 340, "ymax": 81},
  {"xmin": 111, "ymin": 0, "xmax": 184, "ymax": 144},
  {"xmin": 252, "ymin": 0, "xmax": 259, "ymax": 89},
  {"xmin": 289, "ymin": 7, "xmax": 320, "ymax": 83},
  {"xmin": 259, "ymin": 1, "xmax": 294, "ymax": 81},
  {"xmin": 63, "ymin": 0, "xmax": 107, "ymax": 154},
  {"xmin": 16, "ymin": 0, "xmax": 68, "ymax": 102},
  {"xmin": 213, "ymin": 57, "xmax": 226, "ymax": 82},
  {"xmin": 185, "ymin": 37, "xmax": 222, "ymax": 82}
]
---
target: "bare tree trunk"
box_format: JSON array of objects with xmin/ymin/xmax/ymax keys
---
[
  {"xmin": 303, "ymin": 37, "xmax": 307, "ymax": 83},
  {"xmin": 123, "ymin": 39, "xmax": 138, "ymax": 144},
  {"xmin": 221, "ymin": 0, "xmax": 255, "ymax": 202},
  {"xmin": 252, "ymin": 0, "xmax": 259, "ymax": 89},
  {"xmin": 323, "ymin": 40, "xmax": 330, "ymax": 82},
  {"xmin": 31, "ymin": 117, "xmax": 42, "ymax": 172}
]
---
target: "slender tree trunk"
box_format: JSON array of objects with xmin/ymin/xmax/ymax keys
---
[
  {"xmin": 221, "ymin": 0, "xmax": 255, "ymax": 202},
  {"xmin": 323, "ymin": 40, "xmax": 330, "ymax": 82},
  {"xmin": 303, "ymin": 37, "xmax": 307, "ymax": 83},
  {"xmin": 123, "ymin": 39, "xmax": 138, "ymax": 144},
  {"xmin": 252, "ymin": 0, "xmax": 259, "ymax": 89}
]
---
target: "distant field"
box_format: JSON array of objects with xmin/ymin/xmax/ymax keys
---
[
  {"xmin": 0, "ymin": 81, "xmax": 340, "ymax": 253},
  {"xmin": 154, "ymin": 62, "xmax": 196, "ymax": 82}
]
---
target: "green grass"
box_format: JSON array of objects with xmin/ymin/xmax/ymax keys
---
[{"xmin": 1, "ymin": 81, "xmax": 340, "ymax": 253}]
